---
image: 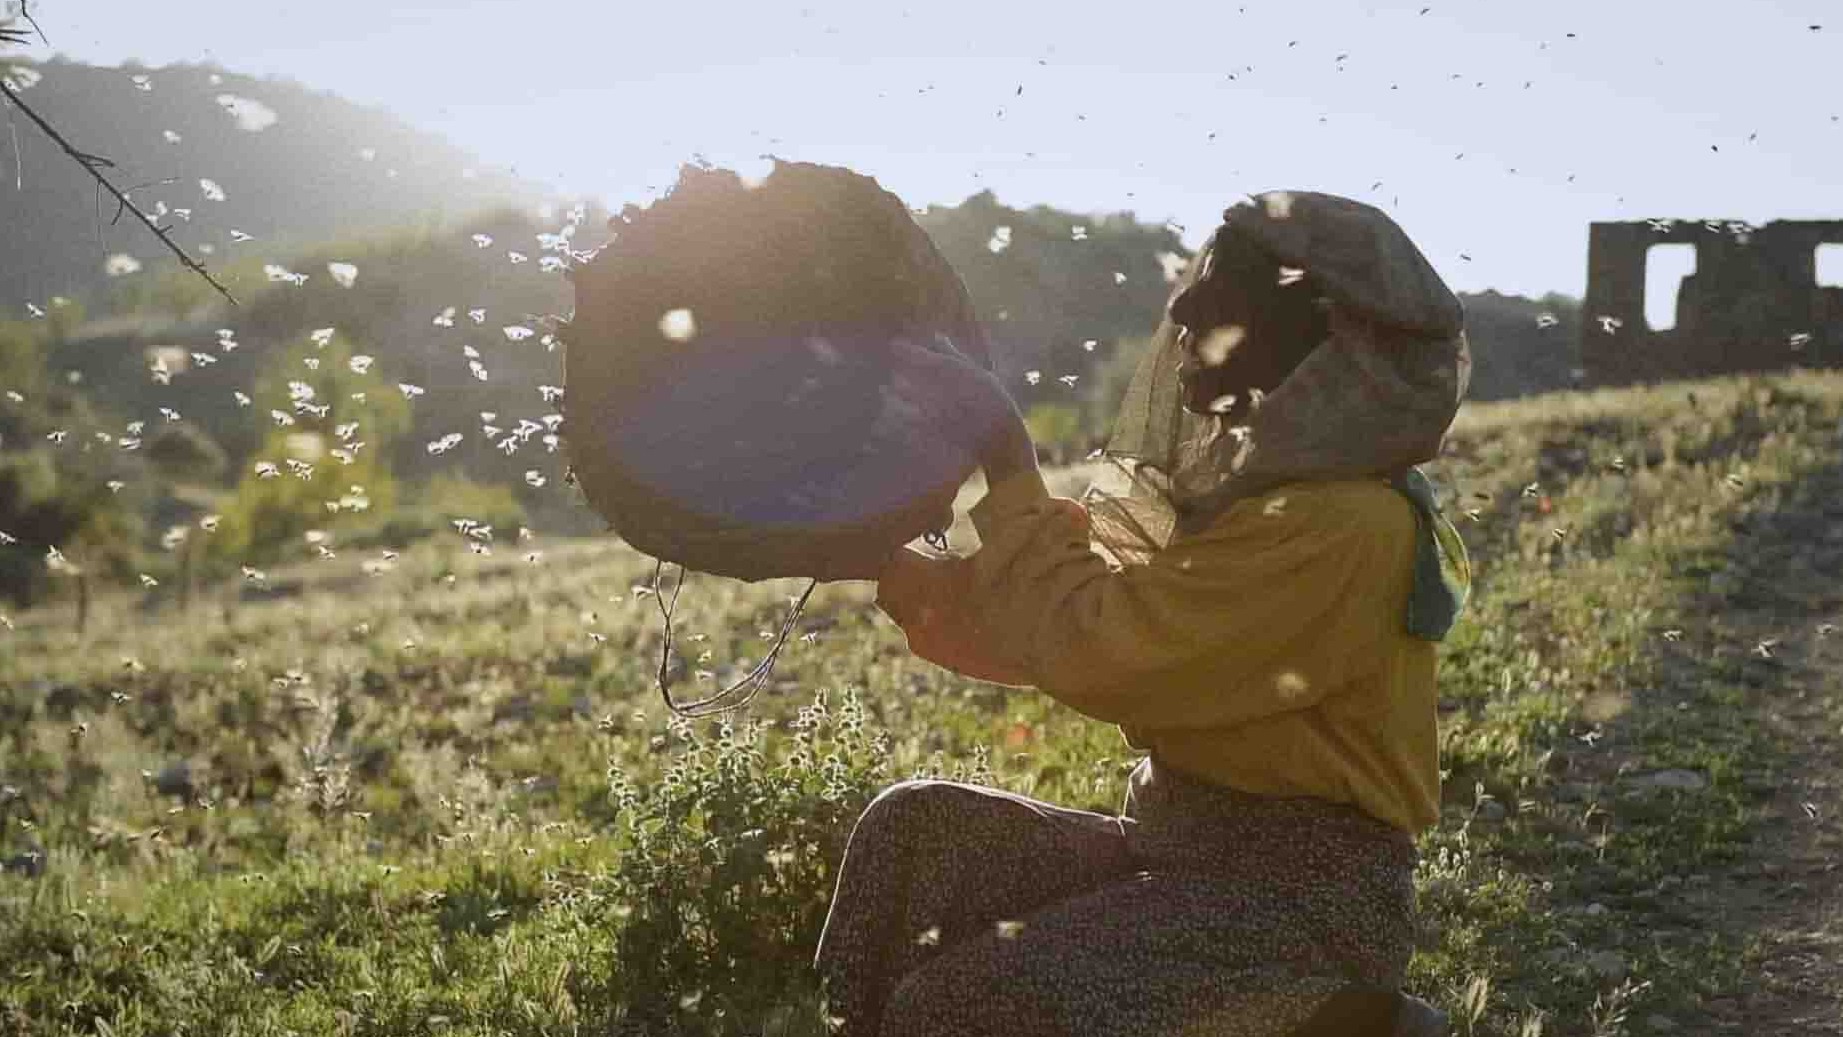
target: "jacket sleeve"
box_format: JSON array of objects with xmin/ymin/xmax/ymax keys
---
[{"xmin": 875, "ymin": 469, "xmax": 1395, "ymax": 729}]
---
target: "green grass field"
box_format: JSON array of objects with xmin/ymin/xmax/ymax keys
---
[{"xmin": 4, "ymin": 369, "xmax": 1843, "ymax": 1036}]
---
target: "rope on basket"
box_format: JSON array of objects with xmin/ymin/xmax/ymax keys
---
[{"xmin": 646, "ymin": 526, "xmax": 952, "ymax": 718}]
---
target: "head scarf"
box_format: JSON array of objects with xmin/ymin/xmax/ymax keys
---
[{"xmin": 1082, "ymin": 190, "xmax": 1474, "ymax": 640}]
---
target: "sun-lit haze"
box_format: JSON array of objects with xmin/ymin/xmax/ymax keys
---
[{"xmin": 25, "ymin": 0, "xmax": 1843, "ymax": 298}]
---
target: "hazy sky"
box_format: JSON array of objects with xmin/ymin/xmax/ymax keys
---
[{"xmin": 24, "ymin": 0, "xmax": 1842, "ymax": 298}]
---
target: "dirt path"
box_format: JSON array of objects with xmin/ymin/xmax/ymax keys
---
[{"xmin": 1694, "ymin": 459, "xmax": 1843, "ymax": 1034}]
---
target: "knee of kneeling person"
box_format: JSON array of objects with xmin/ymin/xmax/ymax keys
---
[{"xmin": 854, "ymin": 778, "xmax": 966, "ymax": 839}]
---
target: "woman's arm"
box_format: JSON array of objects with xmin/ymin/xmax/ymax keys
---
[
  {"xmin": 878, "ymin": 477, "xmax": 1398, "ymax": 730},
  {"xmin": 876, "ymin": 547, "xmax": 1038, "ymax": 686}
]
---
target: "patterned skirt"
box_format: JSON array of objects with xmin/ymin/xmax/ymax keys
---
[{"xmin": 812, "ymin": 755, "xmax": 1418, "ymax": 1037}]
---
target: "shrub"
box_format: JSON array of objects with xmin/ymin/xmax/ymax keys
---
[
  {"xmin": 591, "ymin": 688, "xmax": 991, "ymax": 1036},
  {"xmin": 207, "ymin": 330, "xmax": 406, "ymax": 567}
]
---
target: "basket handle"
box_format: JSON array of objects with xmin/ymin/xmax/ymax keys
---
[
  {"xmin": 645, "ymin": 516, "xmax": 953, "ymax": 716},
  {"xmin": 648, "ymin": 559, "xmax": 819, "ymax": 717}
]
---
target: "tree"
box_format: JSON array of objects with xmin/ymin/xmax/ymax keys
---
[{"xmin": 0, "ymin": 318, "xmax": 148, "ymax": 610}]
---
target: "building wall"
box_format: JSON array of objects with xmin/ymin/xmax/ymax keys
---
[{"xmin": 1580, "ymin": 219, "xmax": 1843, "ymax": 387}]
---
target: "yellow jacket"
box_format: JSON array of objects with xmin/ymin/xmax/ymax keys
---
[{"xmin": 875, "ymin": 468, "xmax": 1440, "ymax": 833}]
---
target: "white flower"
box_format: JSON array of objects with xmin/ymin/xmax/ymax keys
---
[
  {"xmin": 105, "ymin": 254, "xmax": 142, "ymax": 277},
  {"xmin": 327, "ymin": 262, "xmax": 358, "ymax": 288},
  {"xmin": 200, "ymin": 178, "xmax": 227, "ymax": 202}
]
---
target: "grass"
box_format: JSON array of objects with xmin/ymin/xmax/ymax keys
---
[{"xmin": 4, "ymin": 368, "xmax": 1843, "ymax": 1036}]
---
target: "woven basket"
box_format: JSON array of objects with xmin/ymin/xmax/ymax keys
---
[{"xmin": 562, "ymin": 160, "xmax": 993, "ymax": 582}]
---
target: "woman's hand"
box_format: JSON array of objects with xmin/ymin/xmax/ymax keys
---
[
  {"xmin": 886, "ymin": 336, "xmax": 1038, "ymax": 481},
  {"xmin": 809, "ymin": 339, "xmax": 1036, "ymax": 583},
  {"xmin": 808, "ymin": 540, "xmax": 912, "ymax": 583},
  {"xmin": 807, "ymin": 499, "xmax": 953, "ymax": 582},
  {"xmin": 875, "ymin": 547, "xmax": 1036, "ymax": 686}
]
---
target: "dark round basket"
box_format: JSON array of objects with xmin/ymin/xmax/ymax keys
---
[{"xmin": 562, "ymin": 160, "xmax": 994, "ymax": 582}]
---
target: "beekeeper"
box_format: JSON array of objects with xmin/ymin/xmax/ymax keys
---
[{"xmin": 814, "ymin": 190, "xmax": 1473, "ymax": 1037}]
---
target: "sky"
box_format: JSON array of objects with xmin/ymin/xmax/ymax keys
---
[{"xmin": 21, "ymin": 0, "xmax": 1843, "ymax": 299}]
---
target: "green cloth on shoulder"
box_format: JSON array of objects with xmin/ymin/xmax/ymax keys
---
[{"xmin": 1388, "ymin": 466, "xmax": 1472, "ymax": 642}]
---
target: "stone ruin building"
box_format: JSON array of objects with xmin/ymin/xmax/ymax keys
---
[{"xmin": 1579, "ymin": 219, "xmax": 1843, "ymax": 387}]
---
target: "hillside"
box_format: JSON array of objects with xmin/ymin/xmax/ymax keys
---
[
  {"xmin": 2, "ymin": 369, "xmax": 1840, "ymax": 1034},
  {"xmin": 0, "ymin": 57, "xmax": 557, "ymax": 307},
  {"xmin": 1459, "ymin": 288, "xmax": 1583, "ymax": 401}
]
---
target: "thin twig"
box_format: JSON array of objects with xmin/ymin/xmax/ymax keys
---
[
  {"xmin": 110, "ymin": 176, "xmax": 180, "ymax": 226},
  {"xmin": 0, "ymin": 77, "xmax": 238, "ymax": 306},
  {"xmin": 18, "ymin": 1, "xmax": 45, "ymax": 44}
]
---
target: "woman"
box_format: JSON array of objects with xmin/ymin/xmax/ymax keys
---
[{"xmin": 813, "ymin": 191, "xmax": 1473, "ymax": 1037}]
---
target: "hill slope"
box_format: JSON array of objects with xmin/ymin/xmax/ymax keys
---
[{"xmin": 0, "ymin": 57, "xmax": 556, "ymax": 307}]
